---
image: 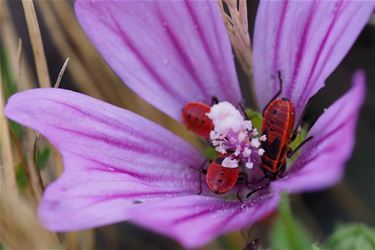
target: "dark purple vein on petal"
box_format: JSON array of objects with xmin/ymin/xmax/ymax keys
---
[
  {"xmin": 105, "ymin": 4, "xmax": 186, "ymax": 103},
  {"xmin": 154, "ymin": 5, "xmax": 209, "ymax": 99},
  {"xmin": 287, "ymin": 1, "xmax": 318, "ymax": 98},
  {"xmin": 303, "ymin": 3, "xmax": 362, "ymax": 106},
  {"xmin": 184, "ymin": 1, "xmax": 228, "ymax": 96},
  {"xmin": 299, "ymin": 0, "xmax": 345, "ymax": 107}
]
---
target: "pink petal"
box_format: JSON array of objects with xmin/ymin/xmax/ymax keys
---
[
  {"xmin": 129, "ymin": 192, "xmax": 280, "ymax": 248},
  {"xmin": 75, "ymin": 0, "xmax": 241, "ymax": 122},
  {"xmin": 253, "ymin": 0, "xmax": 374, "ymax": 120},
  {"xmin": 272, "ymin": 71, "xmax": 365, "ymax": 193},
  {"xmin": 5, "ymin": 88, "xmax": 204, "ymax": 230}
]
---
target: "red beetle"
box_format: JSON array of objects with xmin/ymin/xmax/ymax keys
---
[
  {"xmin": 182, "ymin": 102, "xmax": 214, "ymax": 139},
  {"xmin": 206, "ymin": 161, "xmax": 239, "ymax": 194}
]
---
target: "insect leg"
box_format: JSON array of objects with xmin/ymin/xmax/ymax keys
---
[
  {"xmin": 246, "ymin": 180, "xmax": 270, "ymax": 199},
  {"xmin": 287, "ymin": 136, "xmax": 313, "ymax": 158},
  {"xmin": 191, "ymin": 160, "xmax": 208, "ymax": 195},
  {"xmin": 277, "ymin": 163, "xmax": 286, "ymax": 178},
  {"xmin": 236, "ymin": 172, "xmax": 250, "ymax": 202},
  {"xmin": 262, "ymin": 70, "xmax": 283, "ymax": 114}
]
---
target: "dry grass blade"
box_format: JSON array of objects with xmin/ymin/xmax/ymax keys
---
[
  {"xmin": 0, "ymin": 0, "xmax": 35, "ymax": 90},
  {"xmin": 0, "ymin": 69, "xmax": 18, "ymax": 200},
  {"xmin": 22, "ymin": 0, "xmax": 51, "ymax": 88},
  {"xmin": 219, "ymin": 0, "xmax": 258, "ymax": 109},
  {"xmin": 0, "ymin": 182, "xmax": 61, "ymax": 249},
  {"xmin": 54, "ymin": 57, "xmax": 70, "ymax": 88}
]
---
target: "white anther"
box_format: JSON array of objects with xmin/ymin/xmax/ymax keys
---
[
  {"xmin": 245, "ymin": 161, "xmax": 254, "ymax": 169},
  {"xmin": 237, "ymin": 131, "xmax": 247, "ymax": 142},
  {"xmin": 251, "ymin": 138, "xmax": 261, "ymax": 148},
  {"xmin": 258, "ymin": 148, "xmax": 265, "ymax": 156},
  {"xmin": 234, "ymin": 147, "xmax": 241, "ymax": 156},
  {"xmin": 252, "ymin": 128, "xmax": 259, "ymax": 136},
  {"xmin": 207, "ymin": 102, "xmax": 244, "ymax": 134},
  {"xmin": 209, "ymin": 131, "xmax": 217, "ymax": 140},
  {"xmin": 243, "ymin": 120, "xmax": 252, "ymax": 130},
  {"xmin": 222, "ymin": 157, "xmax": 238, "ymax": 168},
  {"xmin": 259, "ymin": 134, "xmax": 267, "ymax": 142},
  {"xmin": 216, "ymin": 146, "xmax": 227, "ymax": 154},
  {"xmin": 242, "ymin": 147, "xmax": 252, "ymax": 157}
]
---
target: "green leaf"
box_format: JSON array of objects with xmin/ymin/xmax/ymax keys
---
[
  {"xmin": 204, "ymin": 147, "xmax": 217, "ymax": 161},
  {"xmin": 0, "ymin": 241, "xmax": 5, "ymax": 250},
  {"xmin": 16, "ymin": 165, "xmax": 28, "ymax": 190},
  {"xmin": 287, "ymin": 126, "xmax": 308, "ymax": 163},
  {"xmin": 36, "ymin": 146, "xmax": 51, "ymax": 170},
  {"xmin": 245, "ymin": 108, "xmax": 263, "ymax": 131},
  {"xmin": 325, "ymin": 224, "xmax": 375, "ymax": 250},
  {"xmin": 270, "ymin": 194, "xmax": 312, "ymax": 250}
]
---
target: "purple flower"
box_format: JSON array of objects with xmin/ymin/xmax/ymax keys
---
[{"xmin": 5, "ymin": 0, "xmax": 374, "ymax": 248}]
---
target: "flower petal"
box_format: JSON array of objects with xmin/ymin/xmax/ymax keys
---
[
  {"xmin": 272, "ymin": 71, "xmax": 365, "ymax": 193},
  {"xmin": 5, "ymin": 88, "xmax": 204, "ymax": 230},
  {"xmin": 129, "ymin": 192, "xmax": 280, "ymax": 248},
  {"xmin": 253, "ymin": 0, "xmax": 374, "ymax": 120},
  {"xmin": 75, "ymin": 0, "xmax": 241, "ymax": 122}
]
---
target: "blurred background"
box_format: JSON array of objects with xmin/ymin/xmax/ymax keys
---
[{"xmin": 1, "ymin": 1, "xmax": 374, "ymax": 249}]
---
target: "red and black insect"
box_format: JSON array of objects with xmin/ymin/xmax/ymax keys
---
[
  {"xmin": 247, "ymin": 72, "xmax": 313, "ymax": 198},
  {"xmin": 182, "ymin": 97, "xmax": 218, "ymax": 139},
  {"xmin": 205, "ymin": 161, "xmax": 239, "ymax": 194}
]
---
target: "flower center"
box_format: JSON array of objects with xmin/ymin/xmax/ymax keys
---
[{"xmin": 207, "ymin": 102, "xmax": 266, "ymax": 170}]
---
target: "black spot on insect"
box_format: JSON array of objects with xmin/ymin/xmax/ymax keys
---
[
  {"xmin": 270, "ymin": 120, "xmax": 274, "ymax": 124},
  {"xmin": 201, "ymin": 120, "xmax": 205, "ymax": 125},
  {"xmin": 188, "ymin": 114, "xmax": 192, "ymax": 119},
  {"xmin": 270, "ymin": 127, "xmax": 274, "ymax": 132},
  {"xmin": 273, "ymin": 109, "xmax": 277, "ymax": 115},
  {"xmin": 220, "ymin": 173, "xmax": 225, "ymax": 176},
  {"xmin": 262, "ymin": 138, "xmax": 281, "ymax": 160},
  {"xmin": 282, "ymin": 97, "xmax": 289, "ymax": 101},
  {"xmin": 195, "ymin": 117, "xmax": 199, "ymax": 122},
  {"xmin": 218, "ymin": 179, "xmax": 223, "ymax": 183}
]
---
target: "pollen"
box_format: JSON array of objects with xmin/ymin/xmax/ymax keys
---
[{"xmin": 207, "ymin": 102, "xmax": 266, "ymax": 170}]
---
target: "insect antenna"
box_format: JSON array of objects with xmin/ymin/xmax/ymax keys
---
[{"xmin": 262, "ymin": 70, "xmax": 283, "ymax": 114}]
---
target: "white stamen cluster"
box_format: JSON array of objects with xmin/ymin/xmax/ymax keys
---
[{"xmin": 207, "ymin": 101, "xmax": 267, "ymax": 170}]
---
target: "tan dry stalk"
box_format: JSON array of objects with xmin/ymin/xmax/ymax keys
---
[
  {"xmin": 0, "ymin": 1, "xmax": 36, "ymax": 90},
  {"xmin": 22, "ymin": 0, "xmax": 51, "ymax": 88},
  {"xmin": 0, "ymin": 70, "xmax": 18, "ymax": 200},
  {"xmin": 0, "ymin": 183, "xmax": 60, "ymax": 249},
  {"xmin": 219, "ymin": 0, "xmax": 259, "ymax": 110}
]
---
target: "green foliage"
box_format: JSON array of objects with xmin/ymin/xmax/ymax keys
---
[
  {"xmin": 204, "ymin": 146, "xmax": 217, "ymax": 161},
  {"xmin": 325, "ymin": 224, "xmax": 375, "ymax": 250},
  {"xmin": 245, "ymin": 108, "xmax": 263, "ymax": 131},
  {"xmin": 0, "ymin": 241, "xmax": 4, "ymax": 250},
  {"xmin": 36, "ymin": 146, "xmax": 51, "ymax": 170},
  {"xmin": 16, "ymin": 165, "xmax": 28, "ymax": 190},
  {"xmin": 287, "ymin": 126, "xmax": 308, "ymax": 163},
  {"xmin": 311, "ymin": 243, "xmax": 321, "ymax": 250},
  {"xmin": 270, "ymin": 194, "xmax": 312, "ymax": 250}
]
